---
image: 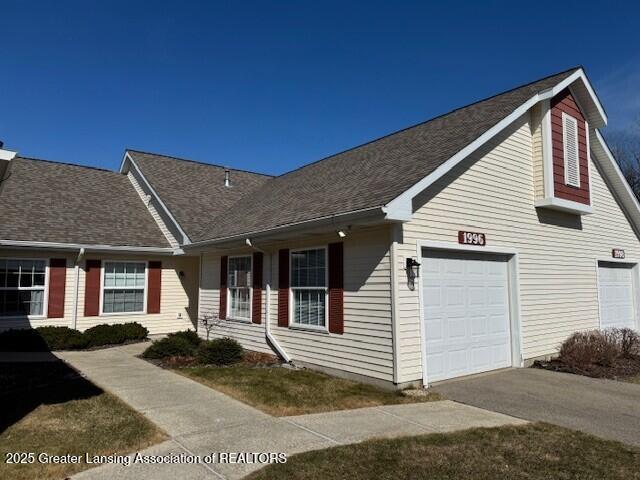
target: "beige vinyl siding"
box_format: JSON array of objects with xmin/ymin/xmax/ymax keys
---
[
  {"xmin": 0, "ymin": 249, "xmax": 199, "ymax": 334},
  {"xmin": 198, "ymin": 227, "xmax": 395, "ymax": 382},
  {"xmin": 127, "ymin": 171, "xmax": 180, "ymax": 248},
  {"xmin": 395, "ymin": 112, "xmax": 640, "ymax": 383},
  {"xmin": 530, "ymin": 103, "xmax": 545, "ymax": 200},
  {"xmin": 76, "ymin": 254, "xmax": 198, "ymax": 334}
]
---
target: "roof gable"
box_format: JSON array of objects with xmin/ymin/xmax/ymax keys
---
[{"xmin": 124, "ymin": 150, "xmax": 272, "ymax": 242}]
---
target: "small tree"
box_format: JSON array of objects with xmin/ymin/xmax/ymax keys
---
[{"xmin": 199, "ymin": 311, "xmax": 225, "ymax": 340}]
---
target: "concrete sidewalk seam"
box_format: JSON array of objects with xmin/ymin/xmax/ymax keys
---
[
  {"xmin": 282, "ymin": 419, "xmax": 342, "ymax": 446},
  {"xmin": 374, "ymin": 406, "xmax": 440, "ymax": 433},
  {"xmin": 171, "ymin": 438, "xmax": 226, "ymax": 480}
]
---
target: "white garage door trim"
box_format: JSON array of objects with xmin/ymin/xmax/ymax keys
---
[
  {"xmin": 595, "ymin": 258, "xmax": 640, "ymax": 331},
  {"xmin": 416, "ymin": 240, "xmax": 523, "ymax": 386}
]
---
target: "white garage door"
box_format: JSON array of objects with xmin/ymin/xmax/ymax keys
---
[
  {"xmin": 598, "ymin": 262, "xmax": 637, "ymax": 330},
  {"xmin": 422, "ymin": 250, "xmax": 512, "ymax": 382}
]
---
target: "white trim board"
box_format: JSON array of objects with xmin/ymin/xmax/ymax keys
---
[
  {"xmin": 120, "ymin": 152, "xmax": 192, "ymax": 245},
  {"xmin": 0, "ymin": 239, "xmax": 177, "ymax": 255},
  {"xmin": 415, "ymin": 240, "xmax": 523, "ymax": 387}
]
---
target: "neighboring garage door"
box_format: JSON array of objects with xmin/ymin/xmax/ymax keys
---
[
  {"xmin": 598, "ymin": 262, "xmax": 637, "ymax": 330},
  {"xmin": 422, "ymin": 250, "xmax": 512, "ymax": 382}
]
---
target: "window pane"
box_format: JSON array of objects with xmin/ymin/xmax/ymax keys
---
[
  {"xmin": 6, "ymin": 261, "xmax": 19, "ymax": 288},
  {"xmin": 230, "ymin": 287, "xmax": 250, "ymax": 319},
  {"xmin": 292, "ymin": 249, "xmax": 326, "ymax": 288},
  {"xmin": 228, "ymin": 257, "xmax": 251, "ymax": 288},
  {"xmin": 102, "ymin": 287, "xmax": 144, "ymax": 313},
  {"xmin": 293, "ymin": 288, "xmax": 325, "ymax": 326}
]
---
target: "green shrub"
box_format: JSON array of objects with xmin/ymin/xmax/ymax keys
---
[
  {"xmin": 0, "ymin": 328, "xmax": 50, "ymax": 352},
  {"xmin": 119, "ymin": 322, "xmax": 149, "ymax": 341},
  {"xmin": 167, "ymin": 330, "xmax": 201, "ymax": 347},
  {"xmin": 36, "ymin": 326, "xmax": 89, "ymax": 350},
  {"xmin": 83, "ymin": 324, "xmax": 127, "ymax": 347},
  {"xmin": 196, "ymin": 338, "xmax": 243, "ymax": 366},
  {"xmin": 142, "ymin": 336, "xmax": 197, "ymax": 359}
]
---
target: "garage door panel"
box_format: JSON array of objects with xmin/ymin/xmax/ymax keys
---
[
  {"xmin": 422, "ymin": 250, "xmax": 512, "ymax": 383},
  {"xmin": 598, "ymin": 262, "xmax": 636, "ymax": 331}
]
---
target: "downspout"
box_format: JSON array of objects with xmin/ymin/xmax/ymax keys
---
[
  {"xmin": 246, "ymin": 239, "xmax": 290, "ymax": 362},
  {"xmin": 71, "ymin": 248, "xmax": 85, "ymax": 330}
]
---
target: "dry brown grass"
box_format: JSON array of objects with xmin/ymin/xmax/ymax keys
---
[
  {"xmin": 246, "ymin": 422, "xmax": 640, "ymax": 480},
  {"xmin": 176, "ymin": 365, "xmax": 441, "ymax": 416},
  {"xmin": 0, "ymin": 363, "xmax": 166, "ymax": 480}
]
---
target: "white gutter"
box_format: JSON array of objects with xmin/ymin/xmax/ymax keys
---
[
  {"xmin": 246, "ymin": 239, "xmax": 290, "ymax": 362},
  {"xmin": 186, "ymin": 206, "xmax": 386, "ymax": 249},
  {"xmin": 71, "ymin": 248, "xmax": 85, "ymax": 329},
  {"xmin": 0, "ymin": 239, "xmax": 177, "ymax": 254}
]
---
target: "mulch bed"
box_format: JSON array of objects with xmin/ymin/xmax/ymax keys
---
[
  {"xmin": 533, "ymin": 356, "xmax": 640, "ymax": 380},
  {"xmin": 143, "ymin": 349, "xmax": 281, "ymax": 369}
]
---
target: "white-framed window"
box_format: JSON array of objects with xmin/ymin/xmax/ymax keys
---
[
  {"xmin": 0, "ymin": 258, "xmax": 47, "ymax": 317},
  {"xmin": 102, "ymin": 261, "xmax": 146, "ymax": 314},
  {"xmin": 290, "ymin": 247, "xmax": 327, "ymax": 329},
  {"xmin": 562, "ymin": 112, "xmax": 580, "ymax": 187},
  {"xmin": 228, "ymin": 255, "xmax": 252, "ymax": 320}
]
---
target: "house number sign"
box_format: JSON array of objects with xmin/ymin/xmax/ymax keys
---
[
  {"xmin": 458, "ymin": 231, "xmax": 486, "ymax": 246},
  {"xmin": 612, "ymin": 249, "xmax": 626, "ymax": 259}
]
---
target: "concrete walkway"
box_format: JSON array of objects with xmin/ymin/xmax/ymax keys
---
[
  {"xmin": 434, "ymin": 367, "xmax": 640, "ymax": 447},
  {"xmin": 57, "ymin": 344, "xmax": 526, "ymax": 480}
]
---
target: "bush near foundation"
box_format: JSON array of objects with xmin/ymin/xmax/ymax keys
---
[
  {"xmin": 536, "ymin": 327, "xmax": 640, "ymax": 380},
  {"xmin": 142, "ymin": 333, "xmax": 199, "ymax": 359},
  {"xmin": 0, "ymin": 322, "xmax": 148, "ymax": 352},
  {"xmin": 196, "ymin": 338, "xmax": 243, "ymax": 366}
]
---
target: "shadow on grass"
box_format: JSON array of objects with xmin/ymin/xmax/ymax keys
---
[{"xmin": 0, "ymin": 360, "xmax": 103, "ymax": 433}]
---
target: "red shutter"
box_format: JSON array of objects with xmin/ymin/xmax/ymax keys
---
[
  {"xmin": 147, "ymin": 261, "xmax": 161, "ymax": 314},
  {"xmin": 84, "ymin": 259, "xmax": 101, "ymax": 317},
  {"xmin": 278, "ymin": 249, "xmax": 289, "ymax": 327},
  {"xmin": 219, "ymin": 256, "xmax": 228, "ymax": 320},
  {"xmin": 328, "ymin": 242, "xmax": 344, "ymax": 334},
  {"xmin": 252, "ymin": 252, "xmax": 263, "ymax": 324},
  {"xmin": 47, "ymin": 259, "xmax": 66, "ymax": 318}
]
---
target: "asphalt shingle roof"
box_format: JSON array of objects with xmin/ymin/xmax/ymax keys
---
[
  {"xmin": 190, "ymin": 67, "xmax": 579, "ymax": 242},
  {"xmin": 0, "ymin": 158, "xmax": 170, "ymax": 248},
  {"xmin": 128, "ymin": 151, "xmax": 272, "ymax": 242}
]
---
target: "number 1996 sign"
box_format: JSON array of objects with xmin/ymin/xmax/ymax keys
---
[{"xmin": 458, "ymin": 231, "xmax": 486, "ymax": 246}]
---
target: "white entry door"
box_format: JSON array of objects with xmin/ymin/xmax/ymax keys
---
[
  {"xmin": 421, "ymin": 250, "xmax": 512, "ymax": 383},
  {"xmin": 598, "ymin": 262, "xmax": 637, "ymax": 330}
]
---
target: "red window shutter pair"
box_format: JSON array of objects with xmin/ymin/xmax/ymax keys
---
[
  {"xmin": 277, "ymin": 243, "xmax": 344, "ymax": 334},
  {"xmin": 84, "ymin": 260, "xmax": 161, "ymax": 317}
]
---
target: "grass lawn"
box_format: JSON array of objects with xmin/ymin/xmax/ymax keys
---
[
  {"xmin": 0, "ymin": 362, "xmax": 166, "ymax": 480},
  {"xmin": 176, "ymin": 365, "xmax": 441, "ymax": 416},
  {"xmin": 246, "ymin": 422, "xmax": 640, "ymax": 480}
]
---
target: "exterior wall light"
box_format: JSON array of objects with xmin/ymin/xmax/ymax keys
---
[{"xmin": 405, "ymin": 257, "xmax": 421, "ymax": 290}]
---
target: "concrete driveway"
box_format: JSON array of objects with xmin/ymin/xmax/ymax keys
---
[{"xmin": 434, "ymin": 367, "xmax": 640, "ymax": 447}]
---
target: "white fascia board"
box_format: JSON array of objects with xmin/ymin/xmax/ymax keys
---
[
  {"xmin": 185, "ymin": 205, "xmax": 385, "ymax": 249},
  {"xmin": 534, "ymin": 197, "xmax": 593, "ymax": 215},
  {"xmin": 0, "ymin": 239, "xmax": 178, "ymax": 254},
  {"xmin": 124, "ymin": 152, "xmax": 192, "ymax": 245},
  {"xmin": 384, "ymin": 68, "xmax": 607, "ymax": 221},
  {"xmin": 0, "ymin": 149, "xmax": 17, "ymax": 160}
]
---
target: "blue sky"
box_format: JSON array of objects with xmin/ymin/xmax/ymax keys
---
[{"xmin": 1, "ymin": 1, "xmax": 638, "ymax": 174}]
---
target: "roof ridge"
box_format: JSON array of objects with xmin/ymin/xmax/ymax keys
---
[
  {"xmin": 126, "ymin": 149, "xmax": 274, "ymax": 178},
  {"xmin": 15, "ymin": 156, "xmax": 116, "ymax": 174},
  {"xmin": 273, "ymin": 66, "xmax": 583, "ymax": 179}
]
